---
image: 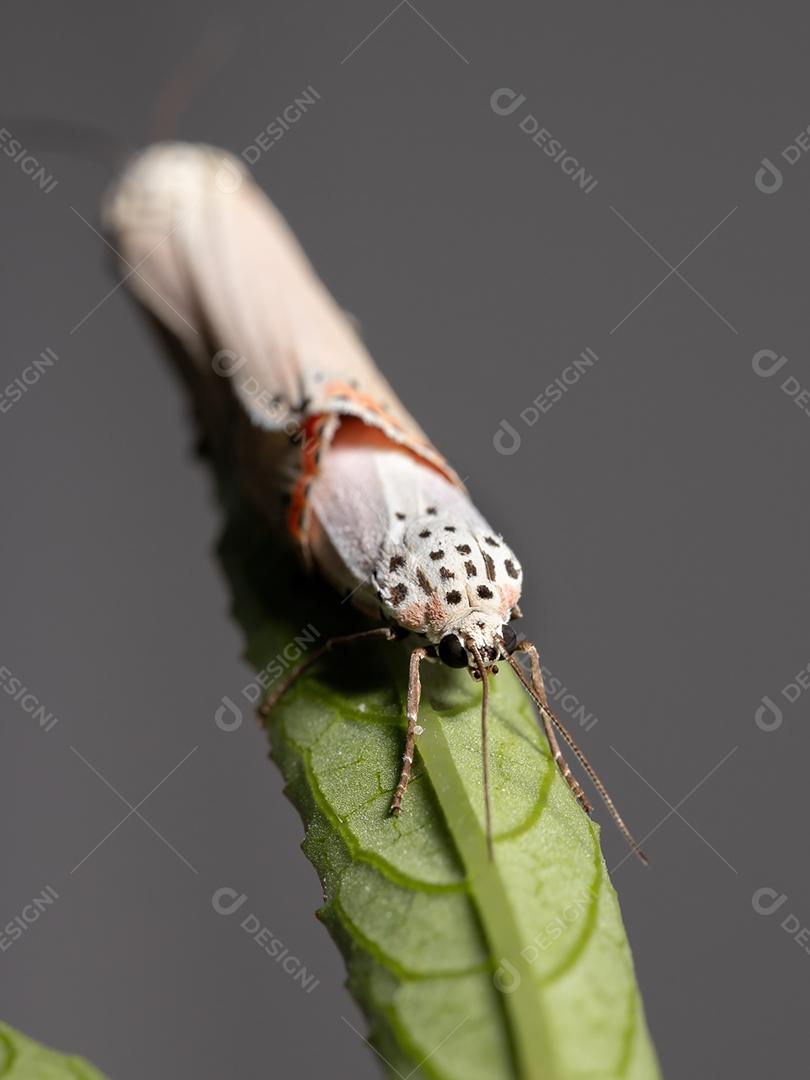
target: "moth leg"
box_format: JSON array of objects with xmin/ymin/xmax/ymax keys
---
[
  {"xmin": 258, "ymin": 626, "xmax": 398, "ymax": 718},
  {"xmin": 390, "ymin": 646, "xmax": 429, "ymax": 817},
  {"xmin": 513, "ymin": 640, "xmax": 593, "ymax": 815}
]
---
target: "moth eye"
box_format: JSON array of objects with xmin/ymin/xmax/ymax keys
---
[
  {"xmin": 501, "ymin": 625, "xmax": 518, "ymax": 654},
  {"xmin": 438, "ymin": 634, "xmax": 468, "ymax": 668}
]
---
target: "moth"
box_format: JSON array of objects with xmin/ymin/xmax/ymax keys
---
[{"xmin": 105, "ymin": 142, "xmax": 646, "ymax": 862}]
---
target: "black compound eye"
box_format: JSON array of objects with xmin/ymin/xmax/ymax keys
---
[
  {"xmin": 438, "ymin": 634, "xmax": 468, "ymax": 668},
  {"xmin": 501, "ymin": 625, "xmax": 518, "ymax": 654}
]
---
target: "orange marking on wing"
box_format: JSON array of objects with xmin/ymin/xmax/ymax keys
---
[
  {"xmin": 426, "ymin": 594, "xmax": 448, "ymax": 628},
  {"xmin": 322, "ymin": 380, "xmax": 462, "ymax": 492},
  {"xmin": 323, "ymin": 381, "xmax": 431, "ymax": 447},
  {"xmin": 286, "ymin": 415, "xmax": 325, "ymax": 542},
  {"xmin": 399, "ymin": 603, "xmax": 426, "ymax": 631},
  {"xmin": 500, "ymin": 585, "xmax": 520, "ymax": 612}
]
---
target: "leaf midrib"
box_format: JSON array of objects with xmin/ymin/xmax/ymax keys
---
[{"xmin": 417, "ymin": 699, "xmax": 561, "ymax": 1080}]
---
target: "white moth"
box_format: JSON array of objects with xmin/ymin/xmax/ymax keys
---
[{"xmin": 105, "ymin": 142, "xmax": 645, "ymax": 861}]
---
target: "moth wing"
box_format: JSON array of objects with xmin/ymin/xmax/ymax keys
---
[
  {"xmin": 105, "ymin": 144, "xmax": 298, "ymax": 428},
  {"xmin": 105, "ymin": 143, "xmax": 460, "ymax": 487}
]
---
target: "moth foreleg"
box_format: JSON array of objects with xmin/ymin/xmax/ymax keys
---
[
  {"xmin": 258, "ymin": 625, "xmax": 397, "ymax": 718},
  {"xmin": 389, "ymin": 646, "xmax": 429, "ymax": 817},
  {"xmin": 513, "ymin": 640, "xmax": 593, "ymax": 815}
]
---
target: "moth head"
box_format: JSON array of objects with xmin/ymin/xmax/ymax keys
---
[{"xmin": 437, "ymin": 612, "xmax": 519, "ymax": 674}]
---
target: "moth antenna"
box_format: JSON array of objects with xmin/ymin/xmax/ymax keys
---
[
  {"xmin": 151, "ymin": 18, "xmax": 241, "ymax": 142},
  {"xmin": 506, "ymin": 652, "xmax": 649, "ymax": 866},
  {"xmin": 0, "ymin": 115, "xmax": 129, "ymax": 177},
  {"xmin": 468, "ymin": 642, "xmax": 494, "ymax": 860}
]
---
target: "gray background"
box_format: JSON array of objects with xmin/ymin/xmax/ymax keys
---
[{"xmin": 2, "ymin": 2, "xmax": 808, "ymax": 1077}]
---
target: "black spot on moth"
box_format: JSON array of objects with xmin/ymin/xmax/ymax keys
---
[
  {"xmin": 464, "ymin": 561, "xmax": 477, "ymax": 578},
  {"xmin": 416, "ymin": 569, "xmax": 434, "ymax": 595},
  {"xmin": 445, "ymin": 590, "xmax": 462, "ymax": 605},
  {"xmin": 439, "ymin": 567, "xmax": 455, "ymax": 580},
  {"xmin": 505, "ymin": 559, "xmax": 520, "ymax": 579},
  {"xmin": 482, "ymin": 553, "xmax": 496, "ymax": 581},
  {"xmin": 477, "ymin": 585, "xmax": 494, "ymax": 600},
  {"xmin": 389, "ymin": 555, "xmax": 406, "ymax": 571},
  {"xmin": 429, "ymin": 550, "xmax": 444, "ymax": 561},
  {"xmin": 484, "ymin": 536, "xmax": 500, "ymax": 548},
  {"xmin": 419, "ymin": 529, "xmax": 431, "ymax": 539},
  {"xmin": 390, "ymin": 583, "xmax": 408, "ymax": 605},
  {"xmin": 456, "ymin": 544, "xmax": 472, "ymax": 555},
  {"xmin": 444, "ymin": 525, "xmax": 456, "ymax": 532}
]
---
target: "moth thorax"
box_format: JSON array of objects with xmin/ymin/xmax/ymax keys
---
[{"xmin": 377, "ymin": 512, "xmax": 522, "ymax": 647}]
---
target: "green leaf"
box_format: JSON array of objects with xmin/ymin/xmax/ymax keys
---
[
  {"xmin": 0, "ymin": 1023, "xmax": 108, "ymax": 1080},
  {"xmin": 221, "ymin": 500, "xmax": 661, "ymax": 1080}
]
